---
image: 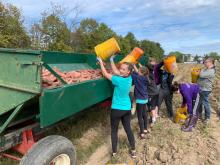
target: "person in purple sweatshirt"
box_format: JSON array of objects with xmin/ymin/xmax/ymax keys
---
[
  {"xmin": 172, "ymin": 82, "xmax": 200, "ymax": 115},
  {"xmin": 171, "ymin": 82, "xmax": 200, "ymax": 130}
]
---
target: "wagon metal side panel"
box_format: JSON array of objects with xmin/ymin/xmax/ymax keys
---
[
  {"xmin": 39, "ymin": 79, "xmax": 113, "ymax": 127},
  {"xmin": 0, "ymin": 49, "xmax": 42, "ymax": 115}
]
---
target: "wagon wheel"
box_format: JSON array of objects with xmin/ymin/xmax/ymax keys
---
[{"xmin": 20, "ymin": 135, "xmax": 76, "ymax": 165}]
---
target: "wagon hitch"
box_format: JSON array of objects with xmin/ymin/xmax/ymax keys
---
[
  {"xmin": 13, "ymin": 129, "xmax": 36, "ymax": 155},
  {"xmin": 1, "ymin": 129, "xmax": 38, "ymax": 161}
]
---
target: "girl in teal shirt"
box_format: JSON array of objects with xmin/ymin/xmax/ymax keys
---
[{"xmin": 97, "ymin": 56, "xmax": 136, "ymax": 158}]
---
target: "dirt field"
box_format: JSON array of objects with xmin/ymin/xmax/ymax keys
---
[{"xmin": 0, "ymin": 63, "xmax": 219, "ymax": 165}]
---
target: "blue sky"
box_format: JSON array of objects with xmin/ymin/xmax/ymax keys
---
[{"xmin": 4, "ymin": 0, "xmax": 220, "ymax": 55}]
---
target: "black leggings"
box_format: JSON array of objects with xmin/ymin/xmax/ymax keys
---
[
  {"xmin": 136, "ymin": 103, "xmax": 148, "ymax": 134},
  {"xmin": 158, "ymin": 88, "xmax": 173, "ymax": 118},
  {"xmin": 111, "ymin": 109, "xmax": 135, "ymax": 153}
]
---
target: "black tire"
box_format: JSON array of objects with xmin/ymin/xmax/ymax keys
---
[{"xmin": 20, "ymin": 135, "xmax": 76, "ymax": 165}]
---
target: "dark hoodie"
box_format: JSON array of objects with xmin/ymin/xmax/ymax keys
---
[
  {"xmin": 146, "ymin": 64, "xmax": 159, "ymax": 96},
  {"xmin": 154, "ymin": 62, "xmax": 174, "ymax": 91}
]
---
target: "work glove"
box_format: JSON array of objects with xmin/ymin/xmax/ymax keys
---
[
  {"xmin": 96, "ymin": 57, "xmax": 101, "ymax": 64},
  {"xmin": 97, "ymin": 57, "xmax": 102, "ymax": 62},
  {"xmin": 110, "ymin": 55, "xmax": 116, "ymax": 62},
  {"xmin": 138, "ymin": 63, "xmax": 143, "ymax": 68},
  {"xmin": 97, "ymin": 57, "xmax": 106, "ymax": 66}
]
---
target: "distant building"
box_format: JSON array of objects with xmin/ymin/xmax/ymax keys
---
[
  {"xmin": 198, "ymin": 57, "xmax": 203, "ymax": 63},
  {"xmin": 187, "ymin": 55, "xmax": 194, "ymax": 62}
]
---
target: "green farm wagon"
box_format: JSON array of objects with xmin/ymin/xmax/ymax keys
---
[{"xmin": 0, "ymin": 48, "xmax": 147, "ymax": 165}]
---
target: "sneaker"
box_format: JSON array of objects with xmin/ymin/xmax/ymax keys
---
[
  {"xmin": 140, "ymin": 133, "xmax": 146, "ymax": 139},
  {"xmin": 198, "ymin": 114, "xmax": 203, "ymax": 121},
  {"xmin": 112, "ymin": 152, "xmax": 117, "ymax": 157},
  {"xmin": 130, "ymin": 150, "xmax": 137, "ymax": 159},
  {"xmin": 131, "ymin": 107, "xmax": 136, "ymax": 115},
  {"xmin": 143, "ymin": 129, "xmax": 149, "ymax": 134},
  {"xmin": 204, "ymin": 119, "xmax": 210, "ymax": 125},
  {"xmin": 181, "ymin": 125, "xmax": 193, "ymax": 132}
]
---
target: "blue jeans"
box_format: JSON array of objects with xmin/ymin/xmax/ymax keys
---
[{"xmin": 195, "ymin": 91, "xmax": 211, "ymax": 119}]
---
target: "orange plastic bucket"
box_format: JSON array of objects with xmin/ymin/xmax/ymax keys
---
[
  {"xmin": 163, "ymin": 56, "xmax": 177, "ymax": 73},
  {"xmin": 191, "ymin": 67, "xmax": 201, "ymax": 83},
  {"xmin": 94, "ymin": 37, "xmax": 120, "ymax": 61},
  {"xmin": 120, "ymin": 47, "xmax": 144, "ymax": 64},
  {"xmin": 120, "ymin": 55, "xmax": 137, "ymax": 64},
  {"xmin": 128, "ymin": 47, "xmax": 144, "ymax": 61}
]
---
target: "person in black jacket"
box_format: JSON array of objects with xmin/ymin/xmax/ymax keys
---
[
  {"xmin": 154, "ymin": 61, "xmax": 174, "ymax": 119},
  {"xmin": 146, "ymin": 62, "xmax": 159, "ymax": 124}
]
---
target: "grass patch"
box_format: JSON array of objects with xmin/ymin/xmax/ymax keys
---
[
  {"xmin": 77, "ymin": 136, "xmax": 105, "ymax": 164},
  {"xmin": 0, "ymin": 159, "xmax": 17, "ymax": 165},
  {"xmin": 197, "ymin": 123, "xmax": 212, "ymax": 137}
]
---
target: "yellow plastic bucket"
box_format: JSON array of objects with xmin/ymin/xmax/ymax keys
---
[
  {"xmin": 163, "ymin": 56, "xmax": 177, "ymax": 73},
  {"xmin": 120, "ymin": 47, "xmax": 144, "ymax": 64},
  {"xmin": 191, "ymin": 67, "xmax": 201, "ymax": 83},
  {"xmin": 174, "ymin": 107, "xmax": 188, "ymax": 123},
  {"xmin": 94, "ymin": 37, "xmax": 121, "ymax": 60}
]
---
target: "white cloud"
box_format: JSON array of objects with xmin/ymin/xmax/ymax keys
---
[
  {"xmin": 135, "ymin": 0, "xmax": 218, "ymax": 17},
  {"xmin": 179, "ymin": 41, "xmax": 220, "ymax": 55}
]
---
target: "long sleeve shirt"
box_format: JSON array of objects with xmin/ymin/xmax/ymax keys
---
[
  {"xmin": 179, "ymin": 83, "xmax": 200, "ymax": 114},
  {"xmin": 131, "ymin": 72, "xmax": 149, "ymax": 100},
  {"xmin": 154, "ymin": 62, "xmax": 174, "ymax": 91},
  {"xmin": 197, "ymin": 67, "xmax": 215, "ymax": 91}
]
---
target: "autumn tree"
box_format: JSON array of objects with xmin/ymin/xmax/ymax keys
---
[
  {"xmin": 140, "ymin": 40, "xmax": 164, "ymax": 60},
  {"xmin": 30, "ymin": 3, "xmax": 79, "ymax": 51},
  {"xmin": 71, "ymin": 18, "xmax": 116, "ymax": 52},
  {"xmin": 0, "ymin": 2, "xmax": 30, "ymax": 48}
]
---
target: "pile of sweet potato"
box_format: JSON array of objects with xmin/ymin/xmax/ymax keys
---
[{"xmin": 42, "ymin": 67, "xmax": 105, "ymax": 88}]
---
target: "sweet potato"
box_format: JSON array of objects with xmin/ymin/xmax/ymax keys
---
[
  {"xmin": 54, "ymin": 67, "xmax": 66, "ymax": 77},
  {"xmin": 66, "ymin": 71, "xmax": 81, "ymax": 79},
  {"xmin": 42, "ymin": 67, "xmax": 108, "ymax": 88}
]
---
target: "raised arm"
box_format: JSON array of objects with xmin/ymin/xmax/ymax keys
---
[
  {"xmin": 199, "ymin": 69, "xmax": 215, "ymax": 79},
  {"xmin": 133, "ymin": 64, "xmax": 139, "ymax": 73},
  {"xmin": 155, "ymin": 61, "xmax": 164, "ymax": 70},
  {"xmin": 153, "ymin": 61, "xmax": 164, "ymax": 85},
  {"xmin": 110, "ymin": 55, "xmax": 120, "ymax": 75},
  {"xmin": 97, "ymin": 58, "xmax": 112, "ymax": 80},
  {"xmin": 138, "ymin": 63, "xmax": 143, "ymax": 68}
]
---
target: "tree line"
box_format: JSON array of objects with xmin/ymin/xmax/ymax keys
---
[
  {"xmin": 169, "ymin": 51, "xmax": 220, "ymax": 63},
  {"xmin": 0, "ymin": 2, "xmax": 164, "ymax": 60}
]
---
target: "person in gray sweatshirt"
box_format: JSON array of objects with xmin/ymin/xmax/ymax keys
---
[
  {"xmin": 182, "ymin": 57, "xmax": 215, "ymax": 132},
  {"xmin": 197, "ymin": 57, "xmax": 216, "ymax": 121}
]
